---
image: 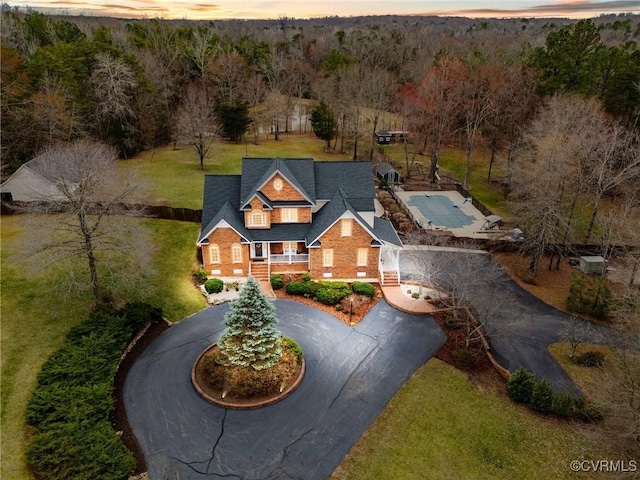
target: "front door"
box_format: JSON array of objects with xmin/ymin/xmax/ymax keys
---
[{"xmin": 254, "ymin": 242, "xmax": 263, "ymax": 258}]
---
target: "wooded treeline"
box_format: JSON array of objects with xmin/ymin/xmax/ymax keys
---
[{"xmin": 1, "ymin": 8, "xmax": 638, "ymax": 175}]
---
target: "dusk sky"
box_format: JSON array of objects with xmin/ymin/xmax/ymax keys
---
[{"xmin": 7, "ymin": 0, "xmax": 640, "ymax": 20}]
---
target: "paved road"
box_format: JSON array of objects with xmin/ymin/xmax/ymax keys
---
[
  {"xmin": 125, "ymin": 299, "xmax": 445, "ymax": 479},
  {"xmin": 401, "ymin": 248, "xmax": 618, "ymax": 395}
]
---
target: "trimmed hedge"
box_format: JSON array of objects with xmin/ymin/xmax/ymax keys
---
[
  {"xmin": 270, "ymin": 274, "xmax": 283, "ymax": 290},
  {"xmin": 506, "ymin": 367, "xmax": 600, "ymax": 421},
  {"xmin": 205, "ymin": 278, "xmax": 224, "ymax": 294},
  {"xmin": 286, "ymin": 281, "xmax": 308, "ymax": 295},
  {"xmin": 316, "ymin": 286, "xmax": 351, "ymax": 305},
  {"xmin": 507, "ymin": 367, "xmax": 536, "ymax": 403},
  {"xmin": 352, "ymin": 281, "xmax": 375, "ymax": 297},
  {"xmin": 25, "ymin": 303, "xmax": 163, "ymax": 480}
]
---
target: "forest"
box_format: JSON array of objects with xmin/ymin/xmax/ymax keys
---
[{"xmin": 1, "ymin": 9, "xmax": 640, "ymax": 270}]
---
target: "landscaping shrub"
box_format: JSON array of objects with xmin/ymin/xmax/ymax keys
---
[
  {"xmin": 225, "ymin": 280, "xmax": 240, "ymax": 291},
  {"xmin": 193, "ymin": 267, "xmax": 208, "ymax": 284},
  {"xmin": 452, "ymin": 346, "xmax": 478, "ymax": 369},
  {"xmin": 566, "ymin": 273, "xmax": 611, "ymax": 319},
  {"xmin": 507, "ymin": 367, "xmax": 537, "ymax": 403},
  {"xmin": 301, "ymin": 273, "xmax": 311, "ymax": 283},
  {"xmin": 551, "ymin": 392, "xmax": 576, "ymax": 418},
  {"xmin": 316, "ymin": 286, "xmax": 351, "ymax": 305},
  {"xmin": 270, "ymin": 274, "xmax": 283, "ymax": 290},
  {"xmin": 574, "ymin": 350, "xmax": 605, "ymax": 367},
  {"xmin": 281, "ymin": 337, "xmax": 304, "ymax": 364},
  {"xmin": 530, "ymin": 379, "xmax": 555, "ymax": 413},
  {"xmin": 205, "ymin": 278, "xmax": 224, "ymax": 294},
  {"xmin": 25, "ymin": 304, "xmax": 161, "ymax": 480},
  {"xmin": 573, "ymin": 396, "xmax": 603, "ymax": 422},
  {"xmin": 336, "ymin": 304, "xmax": 344, "ymax": 311},
  {"xmin": 352, "ymin": 281, "xmax": 375, "ymax": 297},
  {"xmin": 411, "ymin": 292, "xmax": 420, "ymax": 299},
  {"xmin": 286, "ymin": 281, "xmax": 308, "ymax": 295}
]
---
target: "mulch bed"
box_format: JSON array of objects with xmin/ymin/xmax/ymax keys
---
[
  {"xmin": 272, "ymin": 281, "xmax": 383, "ymax": 326},
  {"xmin": 193, "ymin": 345, "xmax": 303, "ymax": 408},
  {"xmin": 112, "ymin": 320, "xmax": 170, "ymax": 475},
  {"xmin": 430, "ymin": 309, "xmax": 507, "ymax": 392}
]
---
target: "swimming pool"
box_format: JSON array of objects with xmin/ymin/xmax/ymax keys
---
[{"xmin": 406, "ymin": 193, "xmax": 475, "ymax": 228}]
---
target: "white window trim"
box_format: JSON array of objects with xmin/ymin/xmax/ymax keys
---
[
  {"xmin": 283, "ymin": 242, "xmax": 297, "ymax": 255},
  {"xmin": 209, "ymin": 244, "xmax": 220, "ymax": 264},
  {"xmin": 341, "ymin": 219, "xmax": 352, "ymax": 237},
  {"xmin": 281, "ymin": 208, "xmax": 298, "ymax": 223},
  {"xmin": 323, "ymin": 249, "xmax": 334, "ymax": 267},
  {"xmin": 232, "ymin": 244, "xmax": 242, "ymax": 263},
  {"xmin": 249, "ymin": 210, "xmax": 266, "ymax": 227},
  {"xmin": 357, "ymin": 248, "xmax": 368, "ymax": 267}
]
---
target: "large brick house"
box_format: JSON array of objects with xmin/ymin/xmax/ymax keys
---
[{"xmin": 197, "ymin": 158, "xmax": 402, "ymax": 284}]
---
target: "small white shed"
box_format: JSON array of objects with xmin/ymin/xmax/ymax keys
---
[{"xmin": 579, "ymin": 256, "xmax": 607, "ymax": 275}]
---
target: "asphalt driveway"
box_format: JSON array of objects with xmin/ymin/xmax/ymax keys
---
[
  {"xmin": 124, "ymin": 299, "xmax": 445, "ymax": 479},
  {"xmin": 400, "ymin": 248, "xmax": 618, "ymax": 395}
]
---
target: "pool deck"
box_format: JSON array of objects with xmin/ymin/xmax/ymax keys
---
[{"xmin": 394, "ymin": 190, "xmax": 506, "ymax": 239}]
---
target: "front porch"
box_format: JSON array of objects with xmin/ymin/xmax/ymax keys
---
[{"xmin": 249, "ymin": 241, "xmax": 310, "ymax": 280}]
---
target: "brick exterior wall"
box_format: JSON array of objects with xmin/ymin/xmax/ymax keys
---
[
  {"xmin": 244, "ymin": 197, "xmax": 271, "ymax": 229},
  {"xmin": 309, "ymin": 219, "xmax": 379, "ymax": 279},
  {"xmin": 271, "ymin": 207, "xmax": 311, "ymax": 224},
  {"xmin": 260, "ymin": 174, "xmax": 306, "ymax": 201},
  {"xmin": 202, "ymin": 227, "xmax": 249, "ymax": 277}
]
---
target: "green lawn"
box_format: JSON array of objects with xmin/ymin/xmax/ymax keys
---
[
  {"xmin": 122, "ymin": 133, "xmax": 350, "ymax": 209},
  {"xmin": 332, "ymin": 359, "xmax": 594, "ymax": 480},
  {"xmin": 0, "ymin": 216, "xmax": 205, "ymax": 480}
]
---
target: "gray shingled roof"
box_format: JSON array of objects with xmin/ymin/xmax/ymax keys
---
[
  {"xmin": 198, "ymin": 175, "xmax": 250, "ymax": 244},
  {"xmin": 199, "ymin": 158, "xmax": 400, "ymax": 248},
  {"xmin": 375, "ymin": 163, "xmax": 398, "ymax": 176},
  {"xmin": 373, "ymin": 217, "xmax": 403, "ymax": 246},
  {"xmin": 306, "ymin": 187, "xmax": 379, "ymax": 247},
  {"xmin": 240, "ymin": 158, "xmax": 316, "ymax": 208},
  {"xmin": 314, "ymin": 161, "xmax": 374, "ymax": 203}
]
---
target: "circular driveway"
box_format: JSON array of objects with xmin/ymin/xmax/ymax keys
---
[{"xmin": 124, "ymin": 299, "xmax": 445, "ymax": 479}]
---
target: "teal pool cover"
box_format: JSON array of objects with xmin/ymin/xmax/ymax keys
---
[{"xmin": 407, "ymin": 194, "xmax": 476, "ymax": 228}]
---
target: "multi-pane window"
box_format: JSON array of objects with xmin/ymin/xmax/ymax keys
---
[
  {"xmin": 232, "ymin": 244, "xmax": 242, "ymax": 263},
  {"xmin": 281, "ymin": 208, "xmax": 298, "ymax": 223},
  {"xmin": 249, "ymin": 210, "xmax": 266, "ymax": 227},
  {"xmin": 323, "ymin": 249, "xmax": 334, "ymax": 267},
  {"xmin": 357, "ymin": 248, "xmax": 368, "ymax": 267},
  {"xmin": 283, "ymin": 242, "xmax": 297, "ymax": 254},
  {"xmin": 341, "ymin": 219, "xmax": 352, "ymax": 236},
  {"xmin": 209, "ymin": 244, "xmax": 220, "ymax": 264}
]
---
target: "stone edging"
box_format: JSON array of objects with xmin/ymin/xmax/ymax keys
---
[{"xmin": 191, "ymin": 343, "xmax": 306, "ymax": 410}]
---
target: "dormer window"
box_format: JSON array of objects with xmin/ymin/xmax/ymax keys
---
[
  {"xmin": 273, "ymin": 178, "xmax": 283, "ymax": 191},
  {"xmin": 249, "ymin": 210, "xmax": 266, "ymax": 227}
]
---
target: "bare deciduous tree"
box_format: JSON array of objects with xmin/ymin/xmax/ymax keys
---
[
  {"xmin": 17, "ymin": 140, "xmax": 147, "ymax": 303},
  {"xmin": 174, "ymin": 82, "xmax": 218, "ymax": 169}
]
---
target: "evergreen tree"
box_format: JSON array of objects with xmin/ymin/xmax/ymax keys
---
[
  {"xmin": 217, "ymin": 103, "xmax": 251, "ymax": 142},
  {"xmin": 218, "ymin": 276, "xmax": 282, "ymax": 370},
  {"xmin": 310, "ymin": 101, "xmax": 337, "ymax": 149}
]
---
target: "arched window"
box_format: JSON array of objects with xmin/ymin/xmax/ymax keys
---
[
  {"xmin": 249, "ymin": 210, "xmax": 266, "ymax": 227},
  {"xmin": 232, "ymin": 243, "xmax": 242, "ymax": 263}
]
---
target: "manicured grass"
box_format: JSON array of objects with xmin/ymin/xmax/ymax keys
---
[
  {"xmin": 122, "ymin": 133, "xmax": 350, "ymax": 209},
  {"xmin": 332, "ymin": 359, "xmax": 594, "ymax": 480},
  {"xmin": 0, "ymin": 216, "xmax": 205, "ymax": 479},
  {"xmin": 141, "ymin": 218, "xmax": 206, "ymax": 321},
  {"xmin": 1, "ymin": 216, "xmax": 92, "ymax": 480},
  {"xmin": 549, "ymin": 343, "xmax": 640, "ymax": 399}
]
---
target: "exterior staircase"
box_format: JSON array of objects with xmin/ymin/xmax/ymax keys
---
[
  {"xmin": 381, "ymin": 270, "xmax": 400, "ymax": 286},
  {"xmin": 250, "ymin": 262, "xmax": 270, "ymax": 282}
]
